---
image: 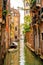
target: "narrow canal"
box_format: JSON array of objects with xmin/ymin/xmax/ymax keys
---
[
  {"xmin": 19, "ymin": 39, "xmax": 25, "ymax": 65},
  {"xmin": 24, "ymin": 46, "xmax": 43, "ymax": 65},
  {"xmin": 4, "ymin": 39, "xmax": 43, "ymax": 65}
]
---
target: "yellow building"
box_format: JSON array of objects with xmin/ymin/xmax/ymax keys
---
[
  {"xmin": 10, "ymin": 8, "xmax": 20, "ymax": 42},
  {"xmin": 10, "ymin": 9, "xmax": 15, "ymax": 43},
  {"xmin": 14, "ymin": 9, "xmax": 20, "ymax": 42}
]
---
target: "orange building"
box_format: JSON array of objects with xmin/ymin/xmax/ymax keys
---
[
  {"xmin": 29, "ymin": 0, "xmax": 43, "ymax": 59},
  {"xmin": 0, "ymin": 0, "xmax": 10, "ymax": 64},
  {"xmin": 25, "ymin": 0, "xmax": 43, "ymax": 59},
  {"xmin": 5, "ymin": 0, "xmax": 10, "ymax": 51},
  {"xmin": 0, "ymin": 0, "xmax": 3, "ymax": 65}
]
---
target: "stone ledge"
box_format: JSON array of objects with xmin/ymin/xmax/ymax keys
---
[
  {"xmin": 25, "ymin": 42, "xmax": 35, "ymax": 52},
  {"xmin": 40, "ymin": 55, "xmax": 43, "ymax": 60},
  {"xmin": 25, "ymin": 42, "xmax": 43, "ymax": 60}
]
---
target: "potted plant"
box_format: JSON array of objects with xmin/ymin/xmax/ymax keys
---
[{"xmin": 2, "ymin": 10, "xmax": 8, "ymax": 16}]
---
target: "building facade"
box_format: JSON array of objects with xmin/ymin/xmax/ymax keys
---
[
  {"xmin": 10, "ymin": 9, "xmax": 15, "ymax": 43},
  {"xmin": 10, "ymin": 8, "xmax": 20, "ymax": 42},
  {"xmin": 25, "ymin": 0, "xmax": 43, "ymax": 59},
  {"xmin": 14, "ymin": 9, "xmax": 20, "ymax": 42},
  {"xmin": 0, "ymin": 0, "xmax": 3, "ymax": 65},
  {"xmin": 0, "ymin": 0, "xmax": 10, "ymax": 65},
  {"xmin": 29, "ymin": 0, "xmax": 43, "ymax": 59},
  {"xmin": 24, "ymin": 0, "xmax": 30, "ymax": 16}
]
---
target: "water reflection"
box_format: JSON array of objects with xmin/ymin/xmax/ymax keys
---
[
  {"xmin": 24, "ymin": 46, "xmax": 43, "ymax": 65},
  {"xmin": 19, "ymin": 39, "xmax": 25, "ymax": 65},
  {"xmin": 19, "ymin": 34, "xmax": 43, "ymax": 65},
  {"xmin": 4, "ymin": 36, "xmax": 43, "ymax": 65},
  {"xmin": 4, "ymin": 48, "xmax": 19, "ymax": 65}
]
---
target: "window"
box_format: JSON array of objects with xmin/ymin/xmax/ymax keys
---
[
  {"xmin": 26, "ymin": 2, "xmax": 29, "ymax": 6},
  {"xmin": 15, "ymin": 36, "xmax": 17, "ymax": 39},
  {"xmin": 36, "ymin": 0, "xmax": 41, "ymax": 3},
  {"xmin": 15, "ymin": 27, "xmax": 17, "ymax": 31},
  {"xmin": 42, "ymin": 33, "xmax": 43, "ymax": 40},
  {"xmin": 26, "ymin": 10, "xmax": 29, "ymax": 14}
]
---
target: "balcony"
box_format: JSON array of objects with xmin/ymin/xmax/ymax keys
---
[{"xmin": 36, "ymin": 0, "xmax": 41, "ymax": 8}]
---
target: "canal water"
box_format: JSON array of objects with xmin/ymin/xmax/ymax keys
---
[
  {"xmin": 24, "ymin": 46, "xmax": 43, "ymax": 65},
  {"xmin": 19, "ymin": 37, "xmax": 43, "ymax": 65},
  {"xmin": 19, "ymin": 39, "xmax": 25, "ymax": 65},
  {"xmin": 4, "ymin": 39, "xmax": 43, "ymax": 65}
]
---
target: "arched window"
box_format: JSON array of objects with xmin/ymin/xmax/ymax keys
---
[{"xmin": 26, "ymin": 2, "xmax": 29, "ymax": 6}]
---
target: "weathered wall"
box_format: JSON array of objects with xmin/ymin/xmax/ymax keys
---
[
  {"xmin": 25, "ymin": 29, "xmax": 34, "ymax": 49},
  {"xmin": 39, "ymin": 23, "xmax": 43, "ymax": 54}
]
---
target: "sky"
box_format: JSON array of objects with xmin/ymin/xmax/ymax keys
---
[{"xmin": 10, "ymin": 0, "xmax": 24, "ymax": 24}]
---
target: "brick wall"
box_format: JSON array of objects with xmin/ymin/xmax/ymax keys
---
[
  {"xmin": 25, "ymin": 29, "xmax": 34, "ymax": 49},
  {"xmin": 39, "ymin": 23, "xmax": 43, "ymax": 54}
]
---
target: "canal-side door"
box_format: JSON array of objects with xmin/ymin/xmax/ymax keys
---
[
  {"xmin": 41, "ymin": 33, "xmax": 43, "ymax": 54},
  {"xmin": 34, "ymin": 26, "xmax": 37, "ymax": 53},
  {"xmin": 35, "ymin": 34, "xmax": 37, "ymax": 53}
]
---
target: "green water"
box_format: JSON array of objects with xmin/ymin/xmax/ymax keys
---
[
  {"xmin": 4, "ymin": 43, "xmax": 43, "ymax": 65},
  {"xmin": 24, "ymin": 46, "xmax": 43, "ymax": 65}
]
